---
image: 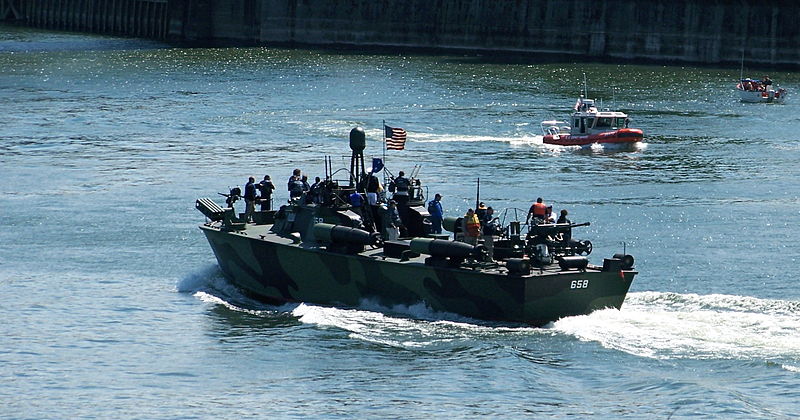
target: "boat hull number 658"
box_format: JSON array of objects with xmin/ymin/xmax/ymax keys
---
[{"xmin": 570, "ymin": 280, "xmax": 589, "ymax": 289}]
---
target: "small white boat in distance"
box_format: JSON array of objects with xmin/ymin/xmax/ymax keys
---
[
  {"xmin": 540, "ymin": 96, "xmax": 644, "ymax": 147},
  {"xmin": 736, "ymin": 77, "xmax": 788, "ymax": 103}
]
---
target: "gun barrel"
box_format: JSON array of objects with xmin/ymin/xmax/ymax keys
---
[{"xmin": 571, "ymin": 222, "xmax": 591, "ymax": 228}]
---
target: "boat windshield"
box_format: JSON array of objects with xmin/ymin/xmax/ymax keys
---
[{"xmin": 595, "ymin": 117, "xmax": 613, "ymax": 128}]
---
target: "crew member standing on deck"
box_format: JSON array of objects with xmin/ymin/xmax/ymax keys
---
[
  {"xmin": 386, "ymin": 200, "xmax": 403, "ymax": 240},
  {"xmin": 309, "ymin": 176, "xmax": 323, "ymax": 204},
  {"xmin": 257, "ymin": 175, "xmax": 275, "ymax": 211},
  {"xmin": 427, "ymin": 193, "xmax": 444, "ymax": 234},
  {"xmin": 462, "ymin": 208, "xmax": 481, "ymax": 245},
  {"xmin": 481, "ymin": 206, "xmax": 499, "ymax": 259},
  {"xmin": 287, "ymin": 169, "xmax": 304, "ymax": 200},
  {"xmin": 349, "ymin": 190, "xmax": 373, "ymax": 231},
  {"xmin": 298, "ymin": 175, "xmax": 310, "ymax": 203},
  {"xmin": 391, "ymin": 171, "xmax": 410, "ymax": 207},
  {"xmin": 244, "ymin": 176, "xmax": 257, "ymax": 222},
  {"xmin": 366, "ymin": 173, "xmax": 382, "ymax": 228},
  {"xmin": 476, "ymin": 202, "xmax": 487, "ymax": 221}
]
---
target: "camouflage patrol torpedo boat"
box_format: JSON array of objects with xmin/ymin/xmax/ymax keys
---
[{"xmin": 196, "ymin": 128, "xmax": 637, "ymax": 326}]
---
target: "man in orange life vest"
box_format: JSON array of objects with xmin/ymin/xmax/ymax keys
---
[
  {"xmin": 527, "ymin": 197, "xmax": 549, "ymax": 224},
  {"xmin": 462, "ymin": 208, "xmax": 481, "ymax": 245}
]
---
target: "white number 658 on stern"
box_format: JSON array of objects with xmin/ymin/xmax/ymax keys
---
[{"xmin": 570, "ymin": 279, "xmax": 589, "ymax": 289}]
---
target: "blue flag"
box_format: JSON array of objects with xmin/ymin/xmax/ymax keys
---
[{"xmin": 371, "ymin": 158, "xmax": 384, "ymax": 173}]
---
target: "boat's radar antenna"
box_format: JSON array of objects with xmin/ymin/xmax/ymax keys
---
[
  {"xmin": 349, "ymin": 126, "xmax": 366, "ymax": 152},
  {"xmin": 349, "ymin": 127, "xmax": 367, "ymax": 189}
]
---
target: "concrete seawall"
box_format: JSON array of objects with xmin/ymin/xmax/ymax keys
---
[
  {"xmin": 4, "ymin": 0, "xmax": 800, "ymax": 67},
  {"xmin": 4, "ymin": 0, "xmax": 170, "ymax": 39}
]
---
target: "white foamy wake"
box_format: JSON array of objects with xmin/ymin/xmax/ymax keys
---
[
  {"xmin": 178, "ymin": 267, "xmax": 529, "ymax": 346},
  {"xmin": 176, "ymin": 264, "xmax": 223, "ymax": 293},
  {"xmin": 410, "ymin": 131, "xmax": 575, "ymax": 154},
  {"xmin": 410, "ymin": 131, "xmax": 541, "ymax": 144},
  {"xmin": 408, "ymin": 131, "xmax": 648, "ymax": 154},
  {"xmin": 553, "ymin": 291, "xmax": 800, "ymax": 368},
  {"xmin": 178, "ymin": 264, "xmax": 286, "ymax": 313},
  {"xmin": 180, "ymin": 269, "xmax": 798, "ymax": 370},
  {"xmin": 291, "ymin": 300, "xmax": 544, "ymax": 349},
  {"xmin": 590, "ymin": 141, "xmax": 648, "ymax": 152},
  {"xmin": 295, "ymin": 121, "xmax": 648, "ymax": 154}
]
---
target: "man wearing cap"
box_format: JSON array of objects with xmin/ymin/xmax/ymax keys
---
[
  {"xmin": 257, "ymin": 175, "xmax": 275, "ymax": 211},
  {"xmin": 476, "ymin": 202, "xmax": 487, "ymax": 221}
]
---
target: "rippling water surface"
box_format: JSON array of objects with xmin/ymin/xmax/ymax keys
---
[{"xmin": 1, "ymin": 24, "xmax": 799, "ymax": 418}]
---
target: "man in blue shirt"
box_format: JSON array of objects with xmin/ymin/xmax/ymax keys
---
[
  {"xmin": 349, "ymin": 191, "xmax": 373, "ymax": 231},
  {"xmin": 349, "ymin": 191, "xmax": 364, "ymax": 208},
  {"xmin": 427, "ymin": 193, "xmax": 443, "ymax": 234}
]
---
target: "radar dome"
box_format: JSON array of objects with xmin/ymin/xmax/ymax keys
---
[{"xmin": 349, "ymin": 127, "xmax": 366, "ymax": 152}]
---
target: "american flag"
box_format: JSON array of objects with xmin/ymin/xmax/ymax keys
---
[{"xmin": 384, "ymin": 124, "xmax": 407, "ymax": 150}]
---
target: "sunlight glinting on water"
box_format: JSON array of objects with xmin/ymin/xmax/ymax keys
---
[{"xmin": 4, "ymin": 24, "xmax": 800, "ymax": 418}]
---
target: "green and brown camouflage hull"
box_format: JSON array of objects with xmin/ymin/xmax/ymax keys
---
[{"xmin": 200, "ymin": 225, "xmax": 635, "ymax": 326}]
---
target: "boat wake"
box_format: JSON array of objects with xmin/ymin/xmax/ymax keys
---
[
  {"xmin": 289, "ymin": 300, "xmax": 546, "ymax": 350},
  {"xmin": 180, "ymin": 269, "xmax": 799, "ymax": 371},
  {"xmin": 291, "ymin": 292, "xmax": 800, "ymax": 371},
  {"xmin": 408, "ymin": 131, "xmax": 647, "ymax": 153},
  {"xmin": 178, "ymin": 264, "xmax": 298, "ymax": 315},
  {"xmin": 180, "ymin": 266, "xmax": 545, "ymax": 347},
  {"xmin": 411, "ymin": 132, "xmax": 542, "ymax": 144},
  {"xmin": 553, "ymin": 291, "xmax": 800, "ymax": 370},
  {"xmin": 176, "ymin": 264, "xmax": 223, "ymax": 294},
  {"xmin": 299, "ymin": 122, "xmax": 647, "ymax": 154}
]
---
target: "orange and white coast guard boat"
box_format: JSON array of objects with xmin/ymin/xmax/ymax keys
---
[{"xmin": 541, "ymin": 97, "xmax": 644, "ymax": 146}]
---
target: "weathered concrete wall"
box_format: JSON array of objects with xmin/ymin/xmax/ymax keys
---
[
  {"xmin": 6, "ymin": 0, "xmax": 800, "ymax": 66},
  {"xmin": 194, "ymin": 0, "xmax": 800, "ymax": 66},
  {"xmin": 10, "ymin": 0, "xmax": 170, "ymax": 38},
  {"xmin": 247, "ymin": 0, "xmax": 800, "ymax": 65}
]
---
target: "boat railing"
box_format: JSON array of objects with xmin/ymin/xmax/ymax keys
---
[{"xmin": 540, "ymin": 120, "xmax": 568, "ymax": 136}]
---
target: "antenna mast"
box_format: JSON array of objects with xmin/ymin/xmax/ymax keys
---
[
  {"xmin": 475, "ymin": 178, "xmax": 480, "ymax": 210},
  {"xmin": 739, "ymin": 50, "xmax": 744, "ymax": 81},
  {"xmin": 583, "ymin": 72, "xmax": 588, "ymax": 97}
]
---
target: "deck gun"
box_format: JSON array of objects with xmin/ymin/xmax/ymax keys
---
[
  {"xmin": 526, "ymin": 222, "xmax": 593, "ymax": 258},
  {"xmin": 218, "ymin": 187, "xmax": 242, "ymax": 210}
]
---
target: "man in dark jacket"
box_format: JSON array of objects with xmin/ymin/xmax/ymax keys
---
[
  {"xmin": 391, "ymin": 171, "xmax": 410, "ymax": 207},
  {"xmin": 257, "ymin": 175, "xmax": 275, "ymax": 211},
  {"xmin": 287, "ymin": 169, "xmax": 304, "ymax": 200},
  {"xmin": 309, "ymin": 176, "xmax": 323, "ymax": 204},
  {"xmin": 244, "ymin": 176, "xmax": 257, "ymax": 222}
]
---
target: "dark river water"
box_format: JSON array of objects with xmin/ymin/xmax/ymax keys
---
[{"xmin": 1, "ymin": 24, "xmax": 799, "ymax": 418}]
